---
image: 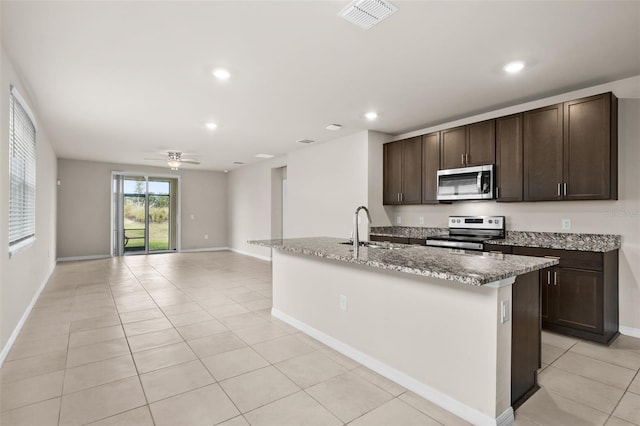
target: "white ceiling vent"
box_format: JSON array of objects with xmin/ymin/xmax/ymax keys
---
[
  {"xmin": 297, "ymin": 139, "xmax": 315, "ymax": 144},
  {"xmin": 338, "ymin": 0, "xmax": 398, "ymax": 30}
]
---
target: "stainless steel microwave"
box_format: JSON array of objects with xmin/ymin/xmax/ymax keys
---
[{"xmin": 436, "ymin": 165, "xmax": 494, "ymax": 201}]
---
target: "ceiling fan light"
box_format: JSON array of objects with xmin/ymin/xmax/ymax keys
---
[{"xmin": 167, "ymin": 159, "xmax": 181, "ymax": 169}]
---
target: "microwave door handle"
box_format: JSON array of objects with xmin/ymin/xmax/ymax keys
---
[{"xmin": 477, "ymin": 172, "xmax": 482, "ymax": 192}]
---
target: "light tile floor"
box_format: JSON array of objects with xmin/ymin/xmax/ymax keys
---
[{"xmin": 0, "ymin": 251, "xmax": 638, "ymax": 425}]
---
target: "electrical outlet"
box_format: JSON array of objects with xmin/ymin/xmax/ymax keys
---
[
  {"xmin": 419, "ymin": 216, "xmax": 425, "ymax": 225},
  {"xmin": 501, "ymin": 300, "xmax": 510, "ymax": 323},
  {"xmin": 339, "ymin": 295, "xmax": 348, "ymax": 312},
  {"xmin": 561, "ymin": 218, "xmax": 571, "ymax": 230},
  {"xmin": 204, "ymin": 234, "xmax": 209, "ymax": 240},
  {"xmin": 396, "ymin": 216, "xmax": 401, "ymax": 224}
]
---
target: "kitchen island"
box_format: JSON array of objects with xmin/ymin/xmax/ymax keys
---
[{"xmin": 250, "ymin": 237, "xmax": 557, "ymax": 426}]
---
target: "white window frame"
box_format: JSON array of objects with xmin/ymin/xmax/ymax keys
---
[{"xmin": 8, "ymin": 86, "xmax": 37, "ymax": 257}]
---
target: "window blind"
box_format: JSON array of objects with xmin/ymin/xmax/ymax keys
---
[{"xmin": 9, "ymin": 86, "xmax": 36, "ymax": 246}]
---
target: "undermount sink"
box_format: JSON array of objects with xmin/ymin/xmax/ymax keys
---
[{"xmin": 339, "ymin": 241, "xmax": 405, "ymax": 250}]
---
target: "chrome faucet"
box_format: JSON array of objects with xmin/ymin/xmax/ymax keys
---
[{"xmin": 353, "ymin": 206, "xmax": 372, "ymax": 257}]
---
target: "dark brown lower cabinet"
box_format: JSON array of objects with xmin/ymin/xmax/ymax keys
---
[
  {"xmin": 512, "ymin": 246, "xmax": 618, "ymax": 344},
  {"xmin": 511, "ymin": 271, "xmax": 541, "ymax": 408}
]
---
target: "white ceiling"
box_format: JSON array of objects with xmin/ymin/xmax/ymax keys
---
[{"xmin": 2, "ymin": 1, "xmax": 639, "ymax": 171}]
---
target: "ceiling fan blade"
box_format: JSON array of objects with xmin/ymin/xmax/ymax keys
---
[{"xmin": 180, "ymin": 159, "xmax": 201, "ymax": 165}]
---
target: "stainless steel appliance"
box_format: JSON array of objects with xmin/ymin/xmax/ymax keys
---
[
  {"xmin": 426, "ymin": 216, "xmax": 505, "ymax": 250},
  {"xmin": 436, "ymin": 165, "xmax": 494, "ymax": 201}
]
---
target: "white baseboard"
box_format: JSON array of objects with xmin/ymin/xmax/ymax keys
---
[
  {"xmin": 57, "ymin": 254, "xmax": 111, "ymax": 262},
  {"xmin": 180, "ymin": 247, "xmax": 230, "ymax": 253},
  {"xmin": 496, "ymin": 407, "xmax": 515, "ymax": 426},
  {"xmin": 620, "ymin": 326, "xmax": 640, "ymax": 338},
  {"xmin": 272, "ymin": 308, "xmax": 505, "ymax": 426},
  {"xmin": 0, "ymin": 262, "xmax": 56, "ymax": 366},
  {"xmin": 229, "ymin": 248, "xmax": 272, "ymax": 262}
]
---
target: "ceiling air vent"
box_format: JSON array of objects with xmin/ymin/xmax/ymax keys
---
[
  {"xmin": 233, "ymin": 161, "xmax": 244, "ymax": 165},
  {"xmin": 296, "ymin": 139, "xmax": 315, "ymax": 144},
  {"xmin": 338, "ymin": 0, "xmax": 398, "ymax": 30}
]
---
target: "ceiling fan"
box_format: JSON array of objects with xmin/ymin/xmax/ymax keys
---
[{"xmin": 145, "ymin": 151, "xmax": 200, "ymax": 170}]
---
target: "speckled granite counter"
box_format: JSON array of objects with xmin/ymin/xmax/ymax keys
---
[
  {"xmin": 250, "ymin": 237, "xmax": 557, "ymax": 286},
  {"xmin": 487, "ymin": 231, "xmax": 620, "ymax": 252},
  {"xmin": 370, "ymin": 227, "xmax": 621, "ymax": 252}
]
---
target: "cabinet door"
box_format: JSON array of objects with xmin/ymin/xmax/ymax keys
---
[
  {"xmin": 564, "ymin": 93, "xmax": 613, "ymax": 200},
  {"xmin": 383, "ymin": 141, "xmax": 402, "ymax": 205},
  {"xmin": 496, "ymin": 114, "xmax": 523, "ymax": 201},
  {"xmin": 401, "ymin": 137, "xmax": 422, "ymax": 204},
  {"xmin": 554, "ymin": 268, "xmax": 603, "ymax": 333},
  {"xmin": 524, "ymin": 104, "xmax": 563, "ymax": 201},
  {"xmin": 422, "ymin": 132, "xmax": 440, "ymax": 203},
  {"xmin": 466, "ymin": 119, "xmax": 495, "ymax": 166},
  {"xmin": 440, "ymin": 127, "xmax": 467, "ymax": 170}
]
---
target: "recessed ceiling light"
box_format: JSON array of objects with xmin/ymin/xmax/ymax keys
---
[
  {"xmin": 365, "ymin": 111, "xmax": 378, "ymax": 120},
  {"xmin": 255, "ymin": 154, "xmax": 275, "ymax": 159},
  {"xmin": 503, "ymin": 61, "xmax": 525, "ymax": 74},
  {"xmin": 325, "ymin": 124, "xmax": 342, "ymax": 131},
  {"xmin": 213, "ymin": 68, "xmax": 231, "ymax": 80},
  {"xmin": 205, "ymin": 122, "xmax": 217, "ymax": 130}
]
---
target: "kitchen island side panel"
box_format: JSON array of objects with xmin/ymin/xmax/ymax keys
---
[{"xmin": 271, "ymin": 249, "xmax": 512, "ymax": 423}]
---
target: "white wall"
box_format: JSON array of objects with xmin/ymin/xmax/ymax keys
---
[
  {"xmin": 286, "ymin": 131, "xmax": 370, "ymax": 239},
  {"xmin": 57, "ymin": 159, "xmax": 228, "ymax": 258},
  {"xmin": 227, "ymin": 131, "xmax": 393, "ymax": 259},
  {"xmin": 392, "ymin": 78, "xmax": 640, "ymax": 333},
  {"xmin": 227, "ymin": 156, "xmax": 287, "ymax": 259},
  {"xmin": 1, "ymin": 48, "xmax": 58, "ymax": 358}
]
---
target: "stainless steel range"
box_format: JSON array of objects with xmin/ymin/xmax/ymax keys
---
[{"xmin": 426, "ymin": 216, "xmax": 505, "ymax": 251}]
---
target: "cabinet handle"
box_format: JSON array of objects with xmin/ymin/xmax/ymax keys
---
[
  {"xmin": 563, "ymin": 182, "xmax": 567, "ymax": 196},
  {"xmin": 400, "ymin": 193, "xmax": 403, "ymax": 202},
  {"xmin": 496, "ymin": 187, "xmax": 499, "ymax": 199},
  {"xmin": 461, "ymin": 154, "xmax": 465, "ymax": 165},
  {"xmin": 557, "ymin": 183, "xmax": 561, "ymax": 197},
  {"xmin": 466, "ymin": 153, "xmax": 470, "ymax": 164},
  {"xmin": 547, "ymin": 270, "xmax": 551, "ymax": 285},
  {"xmin": 397, "ymin": 193, "xmax": 400, "ymax": 203},
  {"xmin": 554, "ymin": 271, "xmax": 558, "ymax": 286}
]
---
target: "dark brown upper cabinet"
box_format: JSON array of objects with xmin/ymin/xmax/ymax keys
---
[
  {"xmin": 524, "ymin": 93, "xmax": 618, "ymax": 201},
  {"xmin": 496, "ymin": 114, "xmax": 523, "ymax": 202},
  {"xmin": 422, "ymin": 132, "xmax": 440, "ymax": 203},
  {"xmin": 563, "ymin": 93, "xmax": 617, "ymax": 200},
  {"xmin": 383, "ymin": 137, "xmax": 422, "ymax": 205},
  {"xmin": 440, "ymin": 120, "xmax": 495, "ymax": 170},
  {"xmin": 524, "ymin": 104, "xmax": 564, "ymax": 201}
]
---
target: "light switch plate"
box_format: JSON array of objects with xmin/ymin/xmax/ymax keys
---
[
  {"xmin": 419, "ymin": 216, "xmax": 425, "ymax": 225},
  {"xmin": 339, "ymin": 294, "xmax": 348, "ymax": 311},
  {"xmin": 396, "ymin": 216, "xmax": 401, "ymax": 224},
  {"xmin": 561, "ymin": 218, "xmax": 571, "ymax": 230}
]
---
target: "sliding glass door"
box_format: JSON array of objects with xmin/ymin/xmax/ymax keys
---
[{"xmin": 112, "ymin": 174, "xmax": 179, "ymax": 256}]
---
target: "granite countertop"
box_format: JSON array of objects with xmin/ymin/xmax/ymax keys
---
[
  {"xmin": 249, "ymin": 237, "xmax": 557, "ymax": 286},
  {"xmin": 370, "ymin": 227, "xmax": 621, "ymax": 252},
  {"xmin": 486, "ymin": 231, "xmax": 621, "ymax": 252}
]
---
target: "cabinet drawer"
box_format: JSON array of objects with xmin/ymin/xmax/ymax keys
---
[
  {"xmin": 512, "ymin": 246, "xmax": 603, "ymax": 271},
  {"xmin": 484, "ymin": 244, "xmax": 513, "ymax": 254},
  {"xmin": 370, "ymin": 235, "xmax": 410, "ymax": 244}
]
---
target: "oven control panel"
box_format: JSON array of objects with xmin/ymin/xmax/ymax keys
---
[{"xmin": 448, "ymin": 216, "xmax": 504, "ymax": 230}]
